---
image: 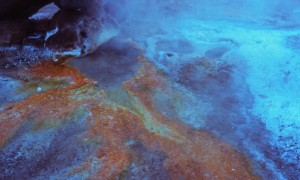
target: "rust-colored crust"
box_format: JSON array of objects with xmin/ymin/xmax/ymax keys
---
[{"xmin": 0, "ymin": 59, "xmax": 258, "ymax": 179}]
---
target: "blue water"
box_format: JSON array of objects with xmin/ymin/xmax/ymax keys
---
[{"xmin": 101, "ymin": 0, "xmax": 300, "ymax": 179}]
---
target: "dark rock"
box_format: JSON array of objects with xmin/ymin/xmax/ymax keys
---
[
  {"xmin": 46, "ymin": 10, "xmax": 117, "ymax": 57},
  {"xmin": 22, "ymin": 32, "xmax": 46, "ymax": 48},
  {"xmin": 54, "ymin": 0, "xmax": 102, "ymax": 15},
  {"xmin": 0, "ymin": 19, "xmax": 52, "ymax": 66},
  {"xmin": 0, "ymin": 0, "xmax": 118, "ymax": 66},
  {"xmin": 0, "ymin": 20, "xmax": 33, "ymax": 46},
  {"xmin": 29, "ymin": 3, "xmax": 60, "ymax": 20},
  {"xmin": 0, "ymin": 0, "xmax": 52, "ymax": 19}
]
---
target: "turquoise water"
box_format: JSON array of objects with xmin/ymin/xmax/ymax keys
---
[{"xmin": 102, "ymin": 0, "xmax": 300, "ymax": 179}]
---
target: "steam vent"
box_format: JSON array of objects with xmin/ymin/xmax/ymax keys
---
[{"xmin": 0, "ymin": 0, "xmax": 299, "ymax": 179}]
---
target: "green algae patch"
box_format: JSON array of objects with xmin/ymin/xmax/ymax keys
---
[
  {"xmin": 129, "ymin": 96, "xmax": 180, "ymax": 141},
  {"xmin": 16, "ymin": 77, "xmax": 69, "ymax": 96}
]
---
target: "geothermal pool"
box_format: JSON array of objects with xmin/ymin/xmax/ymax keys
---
[{"xmin": 0, "ymin": 0, "xmax": 299, "ymax": 179}]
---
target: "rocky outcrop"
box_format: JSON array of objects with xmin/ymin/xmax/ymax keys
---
[
  {"xmin": 54, "ymin": 0, "xmax": 102, "ymax": 15},
  {"xmin": 45, "ymin": 11, "xmax": 100, "ymax": 56},
  {"xmin": 0, "ymin": 0, "xmax": 103, "ymax": 19},
  {"xmin": 45, "ymin": 9, "xmax": 118, "ymax": 57},
  {"xmin": 0, "ymin": 0, "xmax": 118, "ymax": 66},
  {"xmin": 0, "ymin": 0, "xmax": 51, "ymax": 19}
]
